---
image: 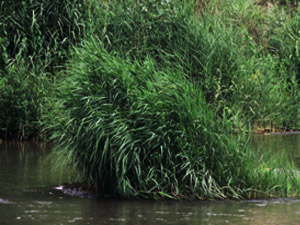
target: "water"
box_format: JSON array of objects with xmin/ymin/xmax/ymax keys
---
[
  {"xmin": 252, "ymin": 133, "xmax": 300, "ymax": 168},
  {"xmin": 1, "ymin": 136, "xmax": 300, "ymax": 225}
]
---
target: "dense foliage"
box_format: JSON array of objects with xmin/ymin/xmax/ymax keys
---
[
  {"xmin": 2, "ymin": 0, "xmax": 300, "ymax": 199},
  {"xmin": 0, "ymin": 0, "xmax": 90, "ymax": 139}
]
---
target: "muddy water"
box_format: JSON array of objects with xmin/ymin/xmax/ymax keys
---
[{"xmin": 0, "ymin": 136, "xmax": 300, "ymax": 225}]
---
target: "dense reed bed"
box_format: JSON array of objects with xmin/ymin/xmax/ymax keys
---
[
  {"xmin": 2, "ymin": 0, "xmax": 300, "ymax": 199},
  {"xmin": 43, "ymin": 38, "xmax": 300, "ymax": 199},
  {"xmin": 86, "ymin": 0, "xmax": 300, "ymax": 131},
  {"xmin": 0, "ymin": 0, "xmax": 90, "ymax": 139}
]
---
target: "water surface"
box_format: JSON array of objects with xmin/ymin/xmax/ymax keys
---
[
  {"xmin": 252, "ymin": 133, "xmax": 300, "ymax": 167},
  {"xmin": 1, "ymin": 136, "xmax": 300, "ymax": 225}
]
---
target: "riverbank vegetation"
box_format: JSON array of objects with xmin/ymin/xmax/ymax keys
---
[{"xmin": 2, "ymin": 0, "xmax": 300, "ymax": 199}]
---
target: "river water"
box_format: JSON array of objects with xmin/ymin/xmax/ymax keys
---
[{"xmin": 1, "ymin": 135, "xmax": 300, "ymax": 225}]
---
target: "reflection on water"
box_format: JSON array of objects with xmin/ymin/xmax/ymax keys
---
[
  {"xmin": 0, "ymin": 137, "xmax": 300, "ymax": 225},
  {"xmin": 0, "ymin": 141, "xmax": 64, "ymax": 192},
  {"xmin": 252, "ymin": 133, "xmax": 300, "ymax": 168}
]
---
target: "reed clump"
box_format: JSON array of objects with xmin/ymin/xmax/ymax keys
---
[
  {"xmin": 0, "ymin": 0, "xmax": 91, "ymax": 139},
  {"xmin": 42, "ymin": 38, "xmax": 300, "ymax": 199},
  {"xmin": 0, "ymin": 0, "xmax": 89, "ymax": 70},
  {"xmin": 2, "ymin": 0, "xmax": 300, "ymax": 199},
  {"xmin": 89, "ymin": 0, "xmax": 300, "ymax": 131}
]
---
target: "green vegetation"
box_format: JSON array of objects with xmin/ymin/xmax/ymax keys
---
[
  {"xmin": 0, "ymin": 0, "xmax": 89, "ymax": 139},
  {"xmin": 2, "ymin": 0, "xmax": 300, "ymax": 199},
  {"xmin": 43, "ymin": 39, "xmax": 300, "ymax": 199}
]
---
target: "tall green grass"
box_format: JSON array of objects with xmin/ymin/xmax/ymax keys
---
[
  {"xmin": 0, "ymin": 0, "xmax": 90, "ymax": 70},
  {"xmin": 88, "ymin": 0, "xmax": 300, "ymax": 131},
  {"xmin": 2, "ymin": 0, "xmax": 300, "ymax": 199},
  {"xmin": 42, "ymin": 38, "xmax": 300, "ymax": 199},
  {"xmin": 0, "ymin": 0, "xmax": 91, "ymax": 139},
  {"xmin": 192, "ymin": 0, "xmax": 300, "ymax": 130},
  {"xmin": 2, "ymin": 0, "xmax": 300, "ymax": 139},
  {"xmin": 0, "ymin": 61, "xmax": 47, "ymax": 139},
  {"xmin": 91, "ymin": 0, "xmax": 241, "ymax": 103}
]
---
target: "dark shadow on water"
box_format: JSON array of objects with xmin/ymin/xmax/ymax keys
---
[{"xmin": 1, "ymin": 139, "xmax": 300, "ymax": 224}]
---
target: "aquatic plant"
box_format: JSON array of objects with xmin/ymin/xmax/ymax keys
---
[
  {"xmin": 89, "ymin": 0, "xmax": 300, "ymax": 131},
  {"xmin": 0, "ymin": 0, "xmax": 91, "ymax": 139},
  {"xmin": 0, "ymin": 61, "xmax": 46, "ymax": 140},
  {"xmin": 43, "ymin": 38, "xmax": 300, "ymax": 199},
  {"xmin": 1, "ymin": 0, "xmax": 300, "ymax": 199},
  {"xmin": 0, "ymin": 0, "xmax": 90, "ymax": 71},
  {"xmin": 2, "ymin": 0, "xmax": 300, "ymax": 140}
]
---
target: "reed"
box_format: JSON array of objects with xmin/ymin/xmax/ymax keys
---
[
  {"xmin": 2, "ymin": 0, "xmax": 300, "ymax": 199},
  {"xmin": 0, "ymin": 0, "xmax": 91, "ymax": 139},
  {"xmin": 0, "ymin": 0, "xmax": 90, "ymax": 70},
  {"xmin": 0, "ymin": 61, "xmax": 47, "ymax": 139},
  {"xmin": 90, "ymin": 0, "xmax": 300, "ymax": 130},
  {"xmin": 2, "ymin": 0, "xmax": 300, "ymax": 139},
  {"xmin": 42, "ymin": 38, "xmax": 300, "ymax": 199}
]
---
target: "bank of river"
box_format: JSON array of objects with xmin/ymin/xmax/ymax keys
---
[{"xmin": 1, "ymin": 136, "xmax": 300, "ymax": 225}]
